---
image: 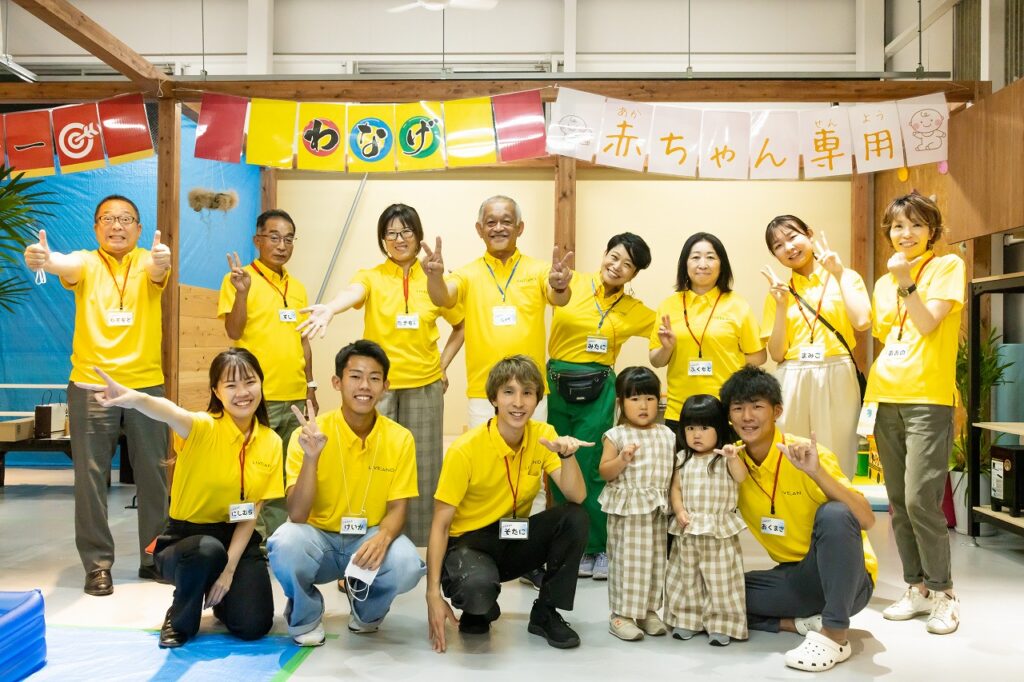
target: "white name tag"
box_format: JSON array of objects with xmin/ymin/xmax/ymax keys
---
[
  {"xmin": 798, "ymin": 344, "xmax": 826, "ymax": 363},
  {"xmin": 278, "ymin": 308, "xmax": 297, "ymax": 323},
  {"xmin": 883, "ymin": 343, "xmax": 911, "ymax": 362},
  {"xmin": 492, "ymin": 305, "xmax": 517, "ymax": 326},
  {"xmin": 105, "ymin": 310, "xmax": 134, "ymax": 327},
  {"xmin": 688, "ymin": 359, "xmax": 713, "ymax": 377},
  {"xmin": 856, "ymin": 401, "xmax": 879, "ymax": 438},
  {"xmin": 760, "ymin": 516, "xmax": 786, "ymax": 537},
  {"xmin": 341, "ymin": 516, "xmax": 368, "ymax": 535},
  {"xmin": 499, "ymin": 517, "xmax": 529, "ymax": 540},
  {"xmin": 585, "ymin": 335, "xmax": 609, "ymax": 354},
  {"xmin": 228, "ymin": 502, "xmax": 255, "ymax": 523},
  {"xmin": 396, "ymin": 313, "xmax": 420, "ymax": 329}
]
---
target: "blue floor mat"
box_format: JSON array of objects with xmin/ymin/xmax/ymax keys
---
[{"xmin": 31, "ymin": 626, "xmax": 312, "ymax": 682}]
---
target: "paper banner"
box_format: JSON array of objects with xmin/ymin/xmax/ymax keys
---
[
  {"xmin": 546, "ymin": 87, "xmax": 605, "ymax": 162},
  {"xmin": 346, "ymin": 104, "xmax": 397, "ymax": 173},
  {"xmin": 749, "ymin": 110, "xmax": 800, "ymax": 180},
  {"xmin": 897, "ymin": 93, "xmax": 949, "ymax": 166},
  {"xmin": 798, "ymin": 108, "xmax": 853, "ymax": 178},
  {"xmin": 492, "ymin": 90, "xmax": 546, "ymax": 162},
  {"xmin": 595, "ymin": 99, "xmax": 653, "ymax": 172},
  {"xmin": 646, "ymin": 105, "xmax": 700, "ymax": 177},
  {"xmin": 699, "ymin": 111, "xmax": 750, "ymax": 180},
  {"xmin": 296, "ymin": 102, "xmax": 346, "ymax": 172},
  {"xmin": 50, "ymin": 103, "xmax": 105, "ymax": 174},
  {"xmin": 849, "ymin": 102, "xmax": 904, "ymax": 173},
  {"xmin": 4, "ymin": 110, "xmax": 55, "ymax": 177},
  {"xmin": 194, "ymin": 93, "xmax": 248, "ymax": 163},
  {"xmin": 246, "ymin": 98, "xmax": 297, "ymax": 169},
  {"xmin": 444, "ymin": 97, "xmax": 497, "ymax": 168},
  {"xmin": 98, "ymin": 93, "xmax": 154, "ymax": 165},
  {"xmin": 395, "ymin": 101, "xmax": 445, "ymax": 171}
]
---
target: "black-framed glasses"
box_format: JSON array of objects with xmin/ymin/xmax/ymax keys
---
[
  {"xmin": 97, "ymin": 214, "xmax": 137, "ymax": 226},
  {"xmin": 384, "ymin": 228, "xmax": 416, "ymax": 242},
  {"xmin": 257, "ymin": 233, "xmax": 296, "ymax": 245}
]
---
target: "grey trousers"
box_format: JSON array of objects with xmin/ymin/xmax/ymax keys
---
[
  {"xmin": 256, "ymin": 398, "xmax": 304, "ymax": 543},
  {"xmin": 68, "ymin": 382, "xmax": 169, "ymax": 573},
  {"xmin": 874, "ymin": 402, "xmax": 954, "ymax": 591}
]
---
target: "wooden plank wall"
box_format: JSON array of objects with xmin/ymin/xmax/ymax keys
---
[{"xmin": 178, "ymin": 285, "xmax": 230, "ymax": 411}]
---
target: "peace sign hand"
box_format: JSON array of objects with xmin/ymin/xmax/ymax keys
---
[
  {"xmin": 291, "ymin": 400, "xmax": 327, "ymax": 458},
  {"xmin": 657, "ymin": 314, "xmax": 676, "ymax": 351},
  {"xmin": 75, "ymin": 367, "xmax": 139, "ymax": 409},
  {"xmin": 776, "ymin": 431, "xmax": 820, "ymax": 476},
  {"xmin": 226, "ymin": 252, "xmax": 251, "ymax": 294},
  {"xmin": 420, "ymin": 237, "xmax": 445, "ymax": 278},
  {"xmin": 813, "ymin": 231, "xmax": 843, "ymax": 277},
  {"xmin": 24, "ymin": 229, "xmax": 51, "ymax": 271},
  {"xmin": 760, "ymin": 265, "xmax": 789, "ymax": 304},
  {"xmin": 548, "ymin": 246, "xmax": 574, "ymax": 292},
  {"xmin": 149, "ymin": 230, "xmax": 171, "ymax": 271}
]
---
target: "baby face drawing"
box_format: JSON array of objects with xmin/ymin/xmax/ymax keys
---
[{"xmin": 910, "ymin": 109, "xmax": 944, "ymax": 134}]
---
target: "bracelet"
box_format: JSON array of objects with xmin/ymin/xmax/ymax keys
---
[
  {"xmin": 551, "ymin": 286, "xmax": 568, "ymax": 295},
  {"xmin": 557, "ymin": 451, "xmax": 575, "ymax": 460},
  {"xmin": 306, "ymin": 381, "xmax": 318, "ymax": 389}
]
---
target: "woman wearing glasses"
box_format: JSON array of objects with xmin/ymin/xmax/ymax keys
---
[{"xmin": 299, "ymin": 203, "xmax": 464, "ymax": 546}]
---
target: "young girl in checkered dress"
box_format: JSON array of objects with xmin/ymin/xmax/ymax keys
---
[
  {"xmin": 598, "ymin": 366, "xmax": 676, "ymax": 641},
  {"xmin": 665, "ymin": 394, "xmax": 748, "ymax": 646}
]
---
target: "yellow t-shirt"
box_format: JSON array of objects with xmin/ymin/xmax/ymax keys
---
[
  {"xmin": 737, "ymin": 429, "xmax": 878, "ymax": 584},
  {"xmin": 218, "ymin": 263, "xmax": 309, "ymax": 402},
  {"xmin": 285, "ymin": 410, "xmax": 417, "ymax": 532},
  {"xmin": 448, "ymin": 250, "xmax": 551, "ymax": 398},
  {"xmin": 760, "ymin": 265, "xmax": 867, "ymax": 360},
  {"xmin": 351, "ymin": 259, "xmax": 464, "ymax": 390},
  {"xmin": 62, "ymin": 247, "xmax": 166, "ymax": 388},
  {"xmin": 435, "ymin": 419, "xmax": 562, "ymax": 536},
  {"xmin": 865, "ymin": 252, "xmax": 965, "ymax": 406},
  {"xmin": 649, "ymin": 288, "xmax": 763, "ymax": 421},
  {"xmin": 549, "ymin": 271, "xmax": 656, "ymax": 365},
  {"xmin": 169, "ymin": 412, "xmax": 284, "ymax": 524}
]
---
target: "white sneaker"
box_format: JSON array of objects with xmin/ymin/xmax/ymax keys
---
[
  {"xmin": 784, "ymin": 631, "xmax": 851, "ymax": 672},
  {"xmin": 794, "ymin": 614, "xmax": 823, "ymax": 635},
  {"xmin": 882, "ymin": 586, "xmax": 932, "ymax": 621},
  {"xmin": 926, "ymin": 592, "xmax": 960, "ymax": 635},
  {"xmin": 344, "ymin": 585, "xmax": 382, "ymax": 634},
  {"xmin": 293, "ymin": 623, "xmax": 325, "ymax": 647}
]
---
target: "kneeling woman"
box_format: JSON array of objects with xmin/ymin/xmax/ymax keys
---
[{"xmin": 77, "ymin": 348, "xmax": 283, "ymax": 648}]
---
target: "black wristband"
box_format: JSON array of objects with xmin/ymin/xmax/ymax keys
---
[{"xmin": 557, "ymin": 451, "xmax": 574, "ymax": 460}]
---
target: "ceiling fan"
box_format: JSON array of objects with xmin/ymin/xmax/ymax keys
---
[{"xmin": 388, "ymin": 0, "xmax": 498, "ymax": 13}]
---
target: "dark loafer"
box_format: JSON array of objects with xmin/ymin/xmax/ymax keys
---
[
  {"xmin": 159, "ymin": 608, "xmax": 188, "ymax": 649},
  {"xmin": 84, "ymin": 569, "xmax": 113, "ymax": 596}
]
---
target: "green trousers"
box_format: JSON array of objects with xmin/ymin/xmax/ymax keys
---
[
  {"xmin": 546, "ymin": 359, "xmax": 616, "ymax": 554},
  {"xmin": 255, "ymin": 399, "xmax": 304, "ymax": 543}
]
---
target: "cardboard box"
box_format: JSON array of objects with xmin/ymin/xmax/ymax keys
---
[{"xmin": 0, "ymin": 417, "xmax": 35, "ymax": 442}]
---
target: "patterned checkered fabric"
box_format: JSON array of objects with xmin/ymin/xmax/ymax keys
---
[
  {"xmin": 598, "ymin": 424, "xmax": 676, "ymax": 515},
  {"xmin": 668, "ymin": 452, "xmax": 746, "ymax": 538},
  {"xmin": 606, "ymin": 512, "xmax": 667, "ymax": 618},
  {"xmin": 664, "ymin": 533, "xmax": 747, "ymax": 640}
]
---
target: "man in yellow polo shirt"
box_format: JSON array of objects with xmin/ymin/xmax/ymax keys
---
[
  {"xmin": 422, "ymin": 195, "xmax": 573, "ymax": 427},
  {"xmin": 267, "ymin": 340, "xmax": 425, "ymax": 647},
  {"xmin": 720, "ymin": 366, "xmax": 877, "ymax": 673},
  {"xmin": 23, "ymin": 194, "xmax": 171, "ymax": 597},
  {"xmin": 219, "ymin": 209, "xmax": 316, "ymax": 539}
]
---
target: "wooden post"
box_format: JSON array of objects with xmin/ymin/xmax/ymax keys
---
[
  {"xmin": 158, "ymin": 98, "xmax": 181, "ymax": 403},
  {"xmin": 554, "ymin": 156, "xmax": 576, "ymax": 260},
  {"xmin": 261, "ymin": 168, "xmax": 278, "ymax": 211},
  {"xmin": 850, "ymin": 173, "xmax": 872, "ymax": 369}
]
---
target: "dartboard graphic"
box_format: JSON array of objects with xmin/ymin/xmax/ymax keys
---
[{"xmin": 58, "ymin": 122, "xmax": 100, "ymax": 159}]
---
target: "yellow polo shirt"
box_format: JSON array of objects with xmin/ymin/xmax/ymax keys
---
[
  {"xmin": 351, "ymin": 259, "xmax": 464, "ymax": 390},
  {"xmin": 62, "ymin": 247, "xmax": 166, "ymax": 388},
  {"xmin": 435, "ymin": 419, "xmax": 562, "ymax": 536},
  {"xmin": 218, "ymin": 263, "xmax": 309, "ymax": 402},
  {"xmin": 738, "ymin": 430, "xmax": 878, "ymax": 584},
  {"xmin": 760, "ymin": 265, "xmax": 867, "ymax": 360},
  {"xmin": 448, "ymin": 250, "xmax": 551, "ymax": 398},
  {"xmin": 650, "ymin": 288, "xmax": 763, "ymax": 421},
  {"xmin": 549, "ymin": 271, "xmax": 656, "ymax": 365},
  {"xmin": 865, "ymin": 252, "xmax": 965, "ymax": 406},
  {"xmin": 285, "ymin": 409, "xmax": 417, "ymax": 532},
  {"xmin": 169, "ymin": 412, "xmax": 284, "ymax": 524}
]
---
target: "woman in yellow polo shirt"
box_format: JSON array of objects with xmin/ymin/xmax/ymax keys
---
[
  {"xmin": 650, "ymin": 232, "xmax": 766, "ymax": 431},
  {"xmin": 76, "ymin": 348, "xmax": 283, "ymax": 649},
  {"xmin": 865, "ymin": 193, "xmax": 965, "ymax": 636},
  {"xmin": 760, "ymin": 215, "xmax": 871, "ymax": 475},
  {"xmin": 298, "ymin": 204, "xmax": 464, "ymax": 545},
  {"xmin": 547, "ymin": 232, "xmax": 656, "ymax": 580}
]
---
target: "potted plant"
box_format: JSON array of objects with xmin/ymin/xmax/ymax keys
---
[{"xmin": 0, "ymin": 166, "xmax": 52, "ymax": 312}]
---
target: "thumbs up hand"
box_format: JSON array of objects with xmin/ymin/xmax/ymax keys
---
[
  {"xmin": 149, "ymin": 230, "xmax": 171, "ymax": 271},
  {"xmin": 24, "ymin": 229, "xmax": 51, "ymax": 271}
]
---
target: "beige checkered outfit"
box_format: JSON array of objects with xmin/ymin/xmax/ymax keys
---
[
  {"xmin": 665, "ymin": 451, "xmax": 748, "ymax": 640},
  {"xmin": 600, "ymin": 424, "xmax": 675, "ymax": 619}
]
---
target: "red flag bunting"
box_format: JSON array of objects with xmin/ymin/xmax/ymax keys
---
[
  {"xmin": 492, "ymin": 90, "xmax": 547, "ymax": 162},
  {"xmin": 195, "ymin": 93, "xmax": 248, "ymax": 162},
  {"xmin": 4, "ymin": 110, "xmax": 56, "ymax": 177},
  {"xmin": 51, "ymin": 103, "xmax": 106, "ymax": 174},
  {"xmin": 98, "ymin": 93, "xmax": 154, "ymax": 165}
]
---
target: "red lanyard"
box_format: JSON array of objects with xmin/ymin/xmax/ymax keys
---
[
  {"xmin": 402, "ymin": 268, "xmax": 411, "ymax": 314},
  {"xmin": 682, "ymin": 290, "xmax": 723, "ymax": 359},
  {"xmin": 788, "ymin": 272, "xmax": 830, "ymax": 343},
  {"xmin": 895, "ymin": 255, "xmax": 934, "ymax": 341},
  {"xmin": 98, "ymin": 251, "xmax": 132, "ymax": 310},
  {"xmin": 747, "ymin": 438, "xmax": 785, "ymax": 516},
  {"xmin": 503, "ymin": 452, "xmax": 524, "ymax": 519},
  {"xmin": 238, "ymin": 428, "xmax": 254, "ymax": 502},
  {"xmin": 250, "ymin": 261, "xmax": 289, "ymax": 307}
]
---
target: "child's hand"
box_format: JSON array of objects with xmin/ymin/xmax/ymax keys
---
[
  {"xmin": 620, "ymin": 443, "xmax": 640, "ymax": 463},
  {"xmin": 713, "ymin": 443, "xmax": 745, "ymax": 461},
  {"xmin": 675, "ymin": 508, "xmax": 690, "ymax": 529}
]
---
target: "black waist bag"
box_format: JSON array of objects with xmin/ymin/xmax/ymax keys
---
[{"xmin": 553, "ymin": 368, "xmax": 610, "ymax": 404}]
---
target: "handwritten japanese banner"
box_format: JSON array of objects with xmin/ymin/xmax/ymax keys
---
[
  {"xmin": 897, "ymin": 93, "xmax": 949, "ymax": 166},
  {"xmin": 297, "ymin": 102, "xmax": 346, "ymax": 172},
  {"xmin": 395, "ymin": 101, "xmax": 445, "ymax": 172},
  {"xmin": 699, "ymin": 111, "xmax": 750, "ymax": 180},
  {"xmin": 849, "ymin": 102, "xmax": 904, "ymax": 173},
  {"xmin": 546, "ymin": 87, "xmax": 606, "ymax": 162},
  {"xmin": 749, "ymin": 110, "xmax": 799, "ymax": 180},
  {"xmin": 347, "ymin": 104, "xmax": 397, "ymax": 173},
  {"xmin": 646, "ymin": 105, "xmax": 700, "ymax": 177},
  {"xmin": 798, "ymin": 108, "xmax": 854, "ymax": 179},
  {"xmin": 595, "ymin": 99, "xmax": 653, "ymax": 172}
]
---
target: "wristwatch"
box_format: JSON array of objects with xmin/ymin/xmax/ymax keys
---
[
  {"xmin": 306, "ymin": 381, "xmax": 318, "ymax": 389},
  {"xmin": 897, "ymin": 283, "xmax": 917, "ymax": 298}
]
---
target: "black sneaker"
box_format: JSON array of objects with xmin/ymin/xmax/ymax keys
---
[
  {"xmin": 459, "ymin": 602, "xmax": 500, "ymax": 635},
  {"xmin": 517, "ymin": 568, "xmax": 544, "ymax": 590},
  {"xmin": 527, "ymin": 600, "xmax": 580, "ymax": 649}
]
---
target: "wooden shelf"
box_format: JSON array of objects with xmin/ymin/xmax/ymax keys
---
[
  {"xmin": 973, "ymin": 422, "xmax": 1024, "ymax": 440},
  {"xmin": 973, "ymin": 506, "xmax": 1024, "ymax": 532}
]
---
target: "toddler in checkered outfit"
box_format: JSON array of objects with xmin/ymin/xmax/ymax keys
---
[
  {"xmin": 665, "ymin": 394, "xmax": 749, "ymax": 646},
  {"xmin": 597, "ymin": 367, "xmax": 676, "ymax": 641}
]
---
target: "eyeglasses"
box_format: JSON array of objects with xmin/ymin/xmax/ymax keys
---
[
  {"xmin": 384, "ymin": 228, "xmax": 416, "ymax": 241},
  {"xmin": 97, "ymin": 214, "xmax": 137, "ymax": 226},
  {"xmin": 257, "ymin": 233, "xmax": 296, "ymax": 245}
]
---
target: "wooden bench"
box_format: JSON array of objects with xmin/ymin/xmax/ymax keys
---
[{"xmin": 0, "ymin": 435, "xmax": 134, "ymax": 487}]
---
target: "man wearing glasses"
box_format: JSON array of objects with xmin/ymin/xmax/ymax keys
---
[
  {"xmin": 23, "ymin": 194, "xmax": 172, "ymax": 596},
  {"xmin": 219, "ymin": 209, "xmax": 316, "ymax": 540}
]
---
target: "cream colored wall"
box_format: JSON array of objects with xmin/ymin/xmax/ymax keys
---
[{"xmin": 279, "ymin": 169, "xmax": 851, "ymax": 435}]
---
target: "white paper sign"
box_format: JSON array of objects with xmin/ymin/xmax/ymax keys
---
[
  {"xmin": 897, "ymin": 93, "xmax": 949, "ymax": 166},
  {"xmin": 546, "ymin": 88, "xmax": 607, "ymax": 161},
  {"xmin": 646, "ymin": 105, "xmax": 701, "ymax": 177},
  {"xmin": 594, "ymin": 98, "xmax": 654, "ymax": 172},
  {"xmin": 849, "ymin": 102, "xmax": 905, "ymax": 173},
  {"xmin": 699, "ymin": 111, "xmax": 750, "ymax": 180},
  {"xmin": 798, "ymin": 108, "xmax": 854, "ymax": 178},
  {"xmin": 749, "ymin": 110, "xmax": 800, "ymax": 180}
]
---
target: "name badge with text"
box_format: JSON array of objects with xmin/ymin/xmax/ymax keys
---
[
  {"xmin": 492, "ymin": 306, "xmax": 517, "ymax": 327},
  {"xmin": 228, "ymin": 502, "xmax": 255, "ymax": 523},
  {"xmin": 396, "ymin": 313, "xmax": 420, "ymax": 330},
  {"xmin": 760, "ymin": 516, "xmax": 786, "ymax": 537},
  {"xmin": 585, "ymin": 335, "xmax": 609, "ymax": 354},
  {"xmin": 341, "ymin": 516, "xmax": 368, "ymax": 535},
  {"xmin": 883, "ymin": 343, "xmax": 911, "ymax": 362},
  {"xmin": 856, "ymin": 401, "xmax": 879, "ymax": 438},
  {"xmin": 278, "ymin": 308, "xmax": 297, "ymax": 323},
  {"xmin": 798, "ymin": 344, "xmax": 826, "ymax": 363},
  {"xmin": 499, "ymin": 517, "xmax": 529, "ymax": 540},
  {"xmin": 688, "ymin": 359, "xmax": 713, "ymax": 377},
  {"xmin": 105, "ymin": 310, "xmax": 134, "ymax": 327}
]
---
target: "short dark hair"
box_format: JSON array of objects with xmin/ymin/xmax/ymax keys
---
[
  {"xmin": 615, "ymin": 365, "xmax": 661, "ymax": 399},
  {"xmin": 881, "ymin": 192, "xmax": 944, "ymax": 249},
  {"xmin": 485, "ymin": 355, "xmax": 543, "ymax": 403},
  {"xmin": 256, "ymin": 209, "xmax": 296, "ymax": 233},
  {"xmin": 376, "ymin": 203, "xmax": 425, "ymax": 257},
  {"xmin": 606, "ymin": 232, "xmax": 652, "ymax": 272},
  {"xmin": 675, "ymin": 232, "xmax": 733, "ymax": 293},
  {"xmin": 676, "ymin": 394, "xmax": 733, "ymax": 470},
  {"xmin": 94, "ymin": 195, "xmax": 140, "ymax": 222},
  {"xmin": 719, "ymin": 365, "xmax": 783, "ymax": 409},
  {"xmin": 764, "ymin": 214, "xmax": 811, "ymax": 253},
  {"xmin": 206, "ymin": 348, "xmax": 270, "ymax": 427},
  {"xmin": 335, "ymin": 339, "xmax": 390, "ymax": 380}
]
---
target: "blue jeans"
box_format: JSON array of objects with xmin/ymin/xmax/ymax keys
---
[{"xmin": 268, "ymin": 522, "xmax": 425, "ymax": 636}]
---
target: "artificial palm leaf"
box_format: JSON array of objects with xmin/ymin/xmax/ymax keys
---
[{"xmin": 0, "ymin": 165, "xmax": 54, "ymax": 311}]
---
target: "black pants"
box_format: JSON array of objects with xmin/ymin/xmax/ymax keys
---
[
  {"xmin": 745, "ymin": 501, "xmax": 874, "ymax": 632},
  {"xmin": 441, "ymin": 504, "xmax": 588, "ymax": 615},
  {"xmin": 154, "ymin": 520, "xmax": 274, "ymax": 641}
]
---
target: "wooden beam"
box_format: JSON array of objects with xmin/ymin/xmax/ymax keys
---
[
  {"xmin": 12, "ymin": 0, "xmax": 169, "ymax": 91},
  {"xmin": 0, "ymin": 81, "xmax": 139, "ymax": 102},
  {"xmin": 850, "ymin": 173, "xmax": 872, "ymax": 370},
  {"xmin": 157, "ymin": 99, "xmax": 181, "ymax": 403},
  {"xmin": 261, "ymin": 168, "xmax": 278, "ymax": 212},
  {"xmin": 554, "ymin": 156, "xmax": 576, "ymax": 261}
]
